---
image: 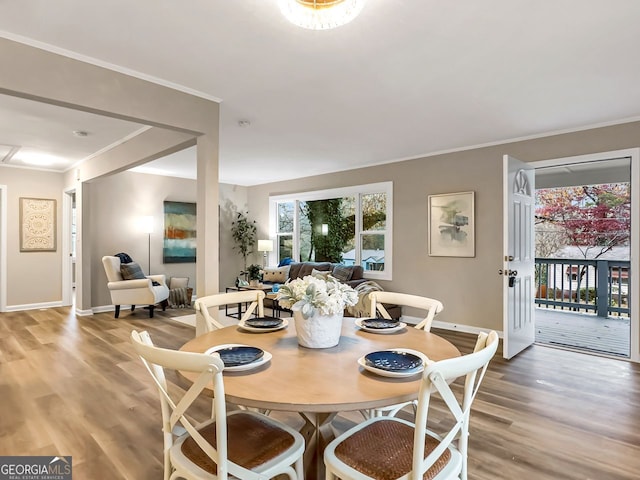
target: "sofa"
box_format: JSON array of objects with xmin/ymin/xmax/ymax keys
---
[
  {"xmin": 262, "ymin": 261, "xmax": 400, "ymax": 319},
  {"xmin": 262, "ymin": 261, "xmax": 365, "ymax": 288}
]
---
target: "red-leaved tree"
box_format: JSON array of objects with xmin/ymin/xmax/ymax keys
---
[{"xmin": 535, "ymin": 183, "xmax": 630, "ymax": 259}]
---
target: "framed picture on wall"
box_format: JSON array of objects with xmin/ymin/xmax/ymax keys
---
[
  {"xmin": 163, "ymin": 201, "xmax": 197, "ymax": 263},
  {"xmin": 19, "ymin": 197, "xmax": 57, "ymax": 252},
  {"xmin": 428, "ymin": 191, "xmax": 475, "ymax": 257}
]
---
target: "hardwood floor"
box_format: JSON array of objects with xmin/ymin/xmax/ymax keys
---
[{"xmin": 1, "ymin": 307, "xmax": 639, "ymax": 479}]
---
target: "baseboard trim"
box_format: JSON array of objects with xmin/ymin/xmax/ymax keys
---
[
  {"xmin": 75, "ymin": 308, "xmax": 95, "ymax": 316},
  {"xmin": 403, "ymin": 315, "xmax": 504, "ymax": 337},
  {"xmin": 5, "ymin": 300, "xmax": 64, "ymax": 312},
  {"xmin": 91, "ymin": 305, "xmax": 115, "ymax": 314}
]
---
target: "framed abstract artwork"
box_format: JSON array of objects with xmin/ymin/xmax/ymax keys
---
[
  {"xmin": 20, "ymin": 197, "xmax": 57, "ymax": 252},
  {"xmin": 428, "ymin": 191, "xmax": 475, "ymax": 257},
  {"xmin": 163, "ymin": 201, "xmax": 197, "ymax": 263}
]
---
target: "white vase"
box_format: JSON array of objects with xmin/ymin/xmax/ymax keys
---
[{"xmin": 292, "ymin": 308, "xmax": 343, "ymax": 348}]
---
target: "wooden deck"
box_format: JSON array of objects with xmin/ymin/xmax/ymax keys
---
[{"xmin": 535, "ymin": 307, "xmax": 630, "ymax": 357}]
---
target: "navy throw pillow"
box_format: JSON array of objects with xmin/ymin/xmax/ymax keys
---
[{"xmin": 120, "ymin": 262, "xmax": 146, "ymax": 280}]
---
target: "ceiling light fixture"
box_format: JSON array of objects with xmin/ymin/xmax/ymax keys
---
[
  {"xmin": 14, "ymin": 150, "xmax": 63, "ymax": 167},
  {"xmin": 279, "ymin": 0, "xmax": 366, "ymax": 30},
  {"xmin": 19, "ymin": 155, "xmax": 56, "ymax": 167}
]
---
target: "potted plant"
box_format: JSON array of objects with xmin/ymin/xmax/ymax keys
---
[
  {"xmin": 246, "ymin": 264, "xmax": 262, "ymax": 287},
  {"xmin": 276, "ymin": 275, "xmax": 358, "ymax": 348},
  {"xmin": 231, "ymin": 211, "xmax": 257, "ymax": 269}
]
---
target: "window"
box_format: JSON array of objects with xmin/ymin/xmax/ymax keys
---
[
  {"xmin": 270, "ymin": 182, "xmax": 392, "ymax": 280},
  {"xmin": 276, "ymin": 202, "xmax": 294, "ymax": 261}
]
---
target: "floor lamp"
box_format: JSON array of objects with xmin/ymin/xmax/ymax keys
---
[
  {"xmin": 141, "ymin": 216, "xmax": 154, "ymax": 274},
  {"xmin": 258, "ymin": 239, "xmax": 274, "ymax": 268}
]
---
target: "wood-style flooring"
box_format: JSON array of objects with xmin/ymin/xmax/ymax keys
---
[{"xmin": 1, "ymin": 306, "xmax": 639, "ymax": 479}]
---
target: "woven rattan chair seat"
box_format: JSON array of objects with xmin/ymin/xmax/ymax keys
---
[
  {"xmin": 181, "ymin": 412, "xmax": 295, "ymax": 475},
  {"xmin": 334, "ymin": 419, "xmax": 451, "ymax": 480}
]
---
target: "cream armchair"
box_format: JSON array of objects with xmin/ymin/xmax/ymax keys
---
[{"xmin": 102, "ymin": 256, "xmax": 169, "ymax": 318}]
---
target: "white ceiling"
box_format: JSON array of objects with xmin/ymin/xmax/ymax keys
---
[
  {"xmin": 1, "ymin": 0, "xmax": 640, "ymax": 185},
  {"xmin": 0, "ymin": 94, "xmax": 145, "ymax": 169}
]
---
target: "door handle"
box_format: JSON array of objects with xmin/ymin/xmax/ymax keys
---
[{"xmin": 499, "ymin": 269, "xmax": 518, "ymax": 287}]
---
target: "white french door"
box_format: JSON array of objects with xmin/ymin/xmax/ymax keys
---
[{"xmin": 502, "ymin": 155, "xmax": 536, "ymax": 359}]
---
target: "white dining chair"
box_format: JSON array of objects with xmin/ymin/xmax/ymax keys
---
[
  {"xmin": 194, "ymin": 290, "xmax": 276, "ymax": 415},
  {"xmin": 130, "ymin": 330, "xmax": 304, "ymax": 480},
  {"xmin": 364, "ymin": 291, "xmax": 444, "ymax": 419},
  {"xmin": 325, "ymin": 330, "xmax": 499, "ymax": 480},
  {"xmin": 194, "ymin": 290, "xmax": 267, "ymax": 333},
  {"xmin": 369, "ymin": 291, "xmax": 444, "ymax": 332}
]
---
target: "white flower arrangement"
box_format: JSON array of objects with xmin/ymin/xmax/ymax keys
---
[{"xmin": 276, "ymin": 274, "xmax": 358, "ymax": 319}]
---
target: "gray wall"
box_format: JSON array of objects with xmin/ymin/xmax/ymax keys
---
[
  {"xmin": 1, "ymin": 164, "xmax": 249, "ymax": 310},
  {"xmin": 4, "ymin": 118, "xmax": 640, "ymax": 328},
  {"xmin": 1, "ymin": 167, "xmax": 64, "ymax": 306},
  {"xmin": 88, "ymin": 173, "xmax": 251, "ymax": 308},
  {"xmin": 248, "ymin": 120, "xmax": 640, "ymax": 332},
  {"xmin": 0, "ymin": 37, "xmax": 221, "ymax": 312},
  {"xmin": 219, "ymin": 183, "xmax": 251, "ymax": 288},
  {"xmin": 89, "ymin": 171, "xmax": 198, "ymax": 308}
]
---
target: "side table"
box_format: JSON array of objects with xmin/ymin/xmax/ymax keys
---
[
  {"xmin": 264, "ymin": 292, "xmax": 291, "ymax": 318},
  {"xmin": 225, "ymin": 285, "xmax": 275, "ymax": 319}
]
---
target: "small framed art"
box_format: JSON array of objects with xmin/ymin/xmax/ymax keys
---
[
  {"xmin": 20, "ymin": 197, "xmax": 57, "ymax": 252},
  {"xmin": 428, "ymin": 191, "xmax": 475, "ymax": 257}
]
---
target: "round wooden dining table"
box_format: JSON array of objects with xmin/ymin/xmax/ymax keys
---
[
  {"xmin": 179, "ymin": 318, "xmax": 461, "ymax": 413},
  {"xmin": 179, "ymin": 318, "xmax": 461, "ymax": 479}
]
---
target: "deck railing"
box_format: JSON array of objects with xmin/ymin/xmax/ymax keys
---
[{"xmin": 535, "ymin": 258, "xmax": 630, "ymax": 317}]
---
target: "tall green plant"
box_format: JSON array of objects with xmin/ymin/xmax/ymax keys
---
[{"xmin": 231, "ymin": 211, "xmax": 257, "ymax": 268}]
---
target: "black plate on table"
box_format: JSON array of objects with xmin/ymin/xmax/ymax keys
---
[
  {"xmin": 364, "ymin": 350, "xmax": 423, "ymax": 372},
  {"xmin": 216, "ymin": 346, "xmax": 264, "ymax": 367},
  {"xmin": 361, "ymin": 318, "xmax": 400, "ymax": 329},
  {"xmin": 244, "ymin": 317, "xmax": 283, "ymax": 328}
]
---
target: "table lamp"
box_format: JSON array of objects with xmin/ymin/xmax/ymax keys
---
[{"xmin": 258, "ymin": 239, "xmax": 274, "ymax": 268}]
